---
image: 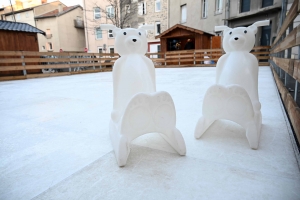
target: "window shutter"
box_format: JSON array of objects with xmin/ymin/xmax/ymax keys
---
[
  {"xmin": 138, "ymin": 2, "xmax": 143, "ymax": 15},
  {"xmin": 144, "ymin": 2, "xmax": 147, "ymax": 14}
]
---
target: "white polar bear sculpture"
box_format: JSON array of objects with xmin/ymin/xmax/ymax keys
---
[
  {"xmin": 100, "ymin": 24, "xmax": 186, "ymax": 166},
  {"xmin": 194, "ymin": 20, "xmax": 270, "ymax": 149}
]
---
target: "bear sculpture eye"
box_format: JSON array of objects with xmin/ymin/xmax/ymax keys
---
[
  {"xmin": 229, "ymin": 32, "xmax": 232, "ymax": 35},
  {"xmin": 123, "ymin": 32, "xmax": 126, "ymax": 35},
  {"xmin": 139, "ymin": 32, "xmax": 141, "ymax": 36},
  {"xmin": 244, "ymin": 30, "xmax": 247, "ymax": 34}
]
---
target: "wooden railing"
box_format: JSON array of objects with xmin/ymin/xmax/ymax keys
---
[
  {"xmin": 0, "ymin": 46, "xmax": 269, "ymax": 81},
  {"xmin": 270, "ymin": 0, "xmax": 300, "ymax": 149},
  {"xmin": 146, "ymin": 47, "xmax": 270, "ymax": 67}
]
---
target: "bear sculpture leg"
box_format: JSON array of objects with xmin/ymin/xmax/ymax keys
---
[
  {"xmin": 194, "ymin": 84, "xmax": 261, "ymax": 149},
  {"xmin": 110, "ymin": 92, "xmax": 186, "ymax": 166}
]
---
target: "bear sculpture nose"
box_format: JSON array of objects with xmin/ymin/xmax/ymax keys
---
[
  {"xmin": 132, "ymin": 39, "xmax": 137, "ymax": 42},
  {"xmin": 234, "ymin": 37, "xmax": 239, "ymax": 40}
]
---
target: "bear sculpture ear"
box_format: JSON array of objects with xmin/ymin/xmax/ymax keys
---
[
  {"xmin": 248, "ymin": 20, "xmax": 270, "ymax": 34},
  {"xmin": 100, "ymin": 24, "xmax": 121, "ymax": 37}
]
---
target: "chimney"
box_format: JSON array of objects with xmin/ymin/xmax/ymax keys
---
[{"xmin": 58, "ymin": 4, "xmax": 62, "ymax": 13}]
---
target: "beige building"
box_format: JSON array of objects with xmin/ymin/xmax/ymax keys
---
[
  {"xmin": 2, "ymin": 1, "xmax": 85, "ymax": 52},
  {"xmin": 83, "ymin": 0, "xmax": 116, "ymax": 53},
  {"xmin": 169, "ymin": 0, "xmax": 225, "ymax": 35},
  {"xmin": 35, "ymin": 5, "xmax": 85, "ymax": 52},
  {"xmin": 83, "ymin": 0, "xmax": 168, "ymax": 54},
  {"xmin": 3, "ymin": 1, "xmax": 66, "ymax": 27}
]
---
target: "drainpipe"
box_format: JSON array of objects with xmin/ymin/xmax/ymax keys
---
[
  {"xmin": 225, "ymin": 0, "xmax": 230, "ymax": 26},
  {"xmin": 83, "ymin": 0, "xmax": 89, "ymax": 51},
  {"xmin": 9, "ymin": 0, "xmax": 16, "ymax": 22}
]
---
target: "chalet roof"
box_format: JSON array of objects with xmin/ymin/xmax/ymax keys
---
[
  {"xmin": 0, "ymin": 20, "xmax": 45, "ymax": 35},
  {"xmin": 35, "ymin": 5, "xmax": 82, "ymax": 19},
  {"xmin": 155, "ymin": 24, "xmax": 214, "ymax": 39}
]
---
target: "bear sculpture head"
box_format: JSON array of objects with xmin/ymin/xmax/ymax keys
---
[
  {"xmin": 100, "ymin": 24, "xmax": 154, "ymax": 56},
  {"xmin": 215, "ymin": 20, "xmax": 270, "ymax": 53}
]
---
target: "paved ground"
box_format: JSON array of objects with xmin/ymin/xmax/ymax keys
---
[{"xmin": 0, "ymin": 67, "xmax": 299, "ymax": 200}]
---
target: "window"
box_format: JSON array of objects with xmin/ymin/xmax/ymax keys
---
[
  {"xmin": 181, "ymin": 4, "xmax": 187, "ymax": 23},
  {"xmin": 108, "ymin": 30, "xmax": 114, "ymax": 38},
  {"xmin": 25, "ymin": 12, "xmax": 29, "ymax": 18},
  {"xmin": 155, "ymin": 21, "xmax": 161, "ymax": 35},
  {"xmin": 110, "ymin": 47, "xmax": 114, "ymax": 57},
  {"xmin": 125, "ymin": 5, "xmax": 130, "ymax": 13},
  {"xmin": 240, "ymin": 0, "xmax": 250, "ymax": 13},
  {"xmin": 94, "ymin": 7, "xmax": 100, "ymax": 19},
  {"xmin": 16, "ymin": 13, "xmax": 20, "ymax": 20},
  {"xmin": 138, "ymin": 2, "xmax": 147, "ymax": 15},
  {"xmin": 47, "ymin": 42, "xmax": 53, "ymax": 50},
  {"xmin": 98, "ymin": 47, "xmax": 103, "ymax": 57},
  {"xmin": 262, "ymin": 0, "xmax": 273, "ymax": 8},
  {"xmin": 215, "ymin": 0, "xmax": 222, "ymax": 14},
  {"xmin": 155, "ymin": 0, "xmax": 161, "ymax": 12},
  {"xmin": 95, "ymin": 28, "xmax": 102, "ymax": 39},
  {"xmin": 202, "ymin": 0, "xmax": 207, "ymax": 18},
  {"xmin": 106, "ymin": 6, "xmax": 115, "ymax": 18}
]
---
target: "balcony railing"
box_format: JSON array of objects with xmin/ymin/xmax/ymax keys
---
[
  {"xmin": 74, "ymin": 19, "xmax": 84, "ymax": 29},
  {"xmin": 46, "ymin": 34, "xmax": 52, "ymax": 39}
]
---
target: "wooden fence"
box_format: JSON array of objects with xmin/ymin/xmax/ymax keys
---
[
  {"xmin": 0, "ymin": 46, "xmax": 269, "ymax": 81},
  {"xmin": 270, "ymin": 0, "xmax": 300, "ymax": 148}
]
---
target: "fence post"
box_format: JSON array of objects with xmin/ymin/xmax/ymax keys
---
[
  {"xmin": 92, "ymin": 53, "xmax": 95, "ymax": 71},
  {"xmin": 99, "ymin": 53, "xmax": 102, "ymax": 71},
  {"xmin": 164, "ymin": 53, "xmax": 166, "ymax": 66},
  {"xmin": 178, "ymin": 53, "xmax": 180, "ymax": 65},
  {"xmin": 193, "ymin": 51, "xmax": 196, "ymax": 65},
  {"xmin": 68, "ymin": 53, "xmax": 71, "ymax": 72},
  {"xmin": 21, "ymin": 51, "xmax": 27, "ymax": 76}
]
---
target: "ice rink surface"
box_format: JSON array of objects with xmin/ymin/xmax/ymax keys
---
[{"xmin": 0, "ymin": 67, "xmax": 300, "ymax": 200}]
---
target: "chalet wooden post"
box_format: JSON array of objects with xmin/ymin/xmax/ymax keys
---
[
  {"xmin": 99, "ymin": 53, "xmax": 102, "ymax": 71},
  {"xmin": 92, "ymin": 53, "xmax": 95, "ymax": 71},
  {"xmin": 68, "ymin": 53, "xmax": 71, "ymax": 72},
  {"xmin": 21, "ymin": 51, "xmax": 27, "ymax": 76},
  {"xmin": 164, "ymin": 53, "xmax": 166, "ymax": 66},
  {"xmin": 179, "ymin": 53, "xmax": 180, "ymax": 65},
  {"xmin": 193, "ymin": 51, "xmax": 196, "ymax": 65}
]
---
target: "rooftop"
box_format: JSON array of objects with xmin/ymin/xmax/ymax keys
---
[
  {"xmin": 35, "ymin": 5, "xmax": 82, "ymax": 19},
  {"xmin": 0, "ymin": 67, "xmax": 299, "ymax": 199},
  {"xmin": 0, "ymin": 20, "xmax": 45, "ymax": 35}
]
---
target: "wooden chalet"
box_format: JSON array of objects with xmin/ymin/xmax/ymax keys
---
[{"xmin": 155, "ymin": 24, "xmax": 221, "ymax": 52}]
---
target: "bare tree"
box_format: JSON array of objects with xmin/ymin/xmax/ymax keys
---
[{"xmin": 84, "ymin": 0, "xmax": 138, "ymax": 31}]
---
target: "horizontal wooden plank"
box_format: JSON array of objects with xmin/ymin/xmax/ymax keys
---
[
  {"xmin": 271, "ymin": 57, "xmax": 294, "ymax": 76},
  {"xmin": 293, "ymin": 59, "xmax": 300, "ymax": 82},
  {"xmin": 271, "ymin": 66, "xmax": 300, "ymax": 144},
  {"xmin": 273, "ymin": 0, "xmax": 299, "ymax": 45},
  {"xmin": 0, "ymin": 75, "xmax": 26, "ymax": 81},
  {"xmin": 0, "ymin": 58, "xmax": 23, "ymax": 63},
  {"xmin": 0, "ymin": 51, "xmax": 23, "ymax": 56},
  {"xmin": 256, "ymin": 56, "xmax": 270, "ymax": 59},
  {"xmin": 0, "ymin": 66, "xmax": 24, "ymax": 71},
  {"xmin": 251, "ymin": 51, "xmax": 270, "ymax": 55},
  {"xmin": 24, "ymin": 58, "xmax": 69, "ymax": 63},
  {"xmin": 26, "ymin": 64, "xmax": 70, "ymax": 70},
  {"xmin": 272, "ymin": 25, "xmax": 300, "ymax": 53},
  {"xmin": 259, "ymin": 62, "xmax": 270, "ymax": 66},
  {"xmin": 26, "ymin": 72, "xmax": 71, "ymax": 79},
  {"xmin": 252, "ymin": 46, "xmax": 270, "ymax": 50}
]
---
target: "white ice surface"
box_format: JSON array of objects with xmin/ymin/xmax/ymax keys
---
[{"xmin": 0, "ymin": 67, "xmax": 300, "ymax": 200}]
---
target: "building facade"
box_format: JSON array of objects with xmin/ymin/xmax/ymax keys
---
[
  {"xmin": 169, "ymin": 0, "xmax": 225, "ymax": 35},
  {"xmin": 83, "ymin": 0, "xmax": 169, "ymax": 54},
  {"xmin": 35, "ymin": 5, "xmax": 85, "ymax": 52}
]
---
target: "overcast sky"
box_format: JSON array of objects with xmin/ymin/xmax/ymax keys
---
[{"xmin": 0, "ymin": 0, "xmax": 83, "ymax": 8}]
